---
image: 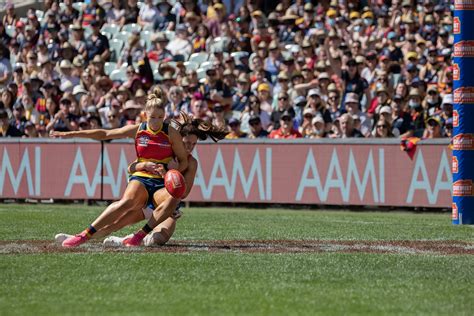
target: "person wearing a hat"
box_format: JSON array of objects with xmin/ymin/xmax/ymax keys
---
[
  {"xmin": 232, "ymin": 73, "xmax": 252, "ymax": 112},
  {"xmin": 72, "ymin": 85, "xmax": 88, "ymax": 103},
  {"xmin": 58, "ymin": 59, "xmax": 79, "ymax": 93},
  {"xmin": 305, "ymin": 88, "xmax": 332, "ymax": 123},
  {"xmin": 225, "ymin": 117, "xmax": 247, "ymax": 139},
  {"xmin": 369, "ymin": 85, "xmax": 391, "ymax": 114},
  {"xmin": 247, "ymin": 115, "xmax": 269, "ymax": 139},
  {"xmin": 166, "ymin": 24, "xmax": 192, "ymax": 57},
  {"xmin": 269, "ymin": 110, "xmax": 302, "ymax": 139},
  {"xmin": 423, "ymin": 85, "xmax": 441, "ymax": 116},
  {"xmin": 121, "ymin": 100, "xmax": 143, "ymax": 124},
  {"xmin": 440, "ymin": 94, "xmax": 453, "ymax": 121},
  {"xmin": 344, "ymin": 92, "xmax": 372, "ymax": 137},
  {"xmin": 299, "ymin": 107, "xmax": 317, "ymax": 137},
  {"xmin": 406, "ymin": 88, "xmax": 427, "ymax": 137},
  {"xmin": 309, "ymin": 116, "xmax": 326, "ymax": 138},
  {"xmin": 147, "ymin": 32, "xmax": 172, "ymax": 62},
  {"xmin": 85, "ymin": 19, "xmax": 111, "ymax": 62},
  {"xmin": 134, "ymin": 88, "xmax": 147, "ymax": 107},
  {"xmin": 423, "ymin": 116, "xmax": 443, "ymax": 138},
  {"xmin": 77, "ymin": 117, "xmax": 91, "ymax": 131}
]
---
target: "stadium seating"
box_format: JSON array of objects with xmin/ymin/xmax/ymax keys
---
[
  {"xmin": 104, "ymin": 62, "xmax": 118, "ymax": 76},
  {"xmin": 109, "ymin": 39, "xmax": 124, "ymax": 62},
  {"xmin": 122, "ymin": 23, "xmax": 141, "ymax": 34},
  {"xmin": 188, "ymin": 52, "xmax": 209, "ymax": 65}
]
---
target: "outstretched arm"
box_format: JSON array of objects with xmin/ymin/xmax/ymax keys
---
[
  {"xmin": 51, "ymin": 124, "xmax": 139, "ymax": 141},
  {"xmin": 169, "ymin": 126, "xmax": 188, "ymax": 173}
]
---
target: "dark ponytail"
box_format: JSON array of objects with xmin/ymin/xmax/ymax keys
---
[{"xmin": 171, "ymin": 111, "xmax": 228, "ymax": 142}]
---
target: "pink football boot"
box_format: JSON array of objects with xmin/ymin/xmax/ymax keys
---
[{"xmin": 62, "ymin": 233, "xmax": 89, "ymax": 248}]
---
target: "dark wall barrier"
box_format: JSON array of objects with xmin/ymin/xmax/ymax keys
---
[{"xmin": 0, "ymin": 139, "xmax": 452, "ymax": 208}]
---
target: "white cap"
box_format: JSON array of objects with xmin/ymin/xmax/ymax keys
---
[
  {"xmin": 72, "ymin": 85, "xmax": 87, "ymax": 96},
  {"xmin": 442, "ymin": 94, "xmax": 453, "ymax": 106},
  {"xmin": 303, "ymin": 107, "xmax": 316, "ymax": 116},
  {"xmin": 312, "ymin": 116, "xmax": 324, "ymax": 125},
  {"xmin": 308, "ymin": 88, "xmax": 320, "ymax": 97},
  {"xmin": 379, "ymin": 105, "xmax": 392, "ymax": 115}
]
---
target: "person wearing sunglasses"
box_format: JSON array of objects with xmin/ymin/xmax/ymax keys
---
[
  {"xmin": 269, "ymin": 91, "xmax": 296, "ymax": 131},
  {"xmin": 269, "ymin": 110, "xmax": 302, "ymax": 139},
  {"xmin": 373, "ymin": 117, "xmax": 394, "ymax": 138}
]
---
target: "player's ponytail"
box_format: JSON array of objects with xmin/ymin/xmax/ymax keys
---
[{"xmin": 171, "ymin": 111, "xmax": 228, "ymax": 142}]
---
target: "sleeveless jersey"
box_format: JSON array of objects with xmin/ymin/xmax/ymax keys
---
[{"xmin": 133, "ymin": 122, "xmax": 173, "ymax": 178}]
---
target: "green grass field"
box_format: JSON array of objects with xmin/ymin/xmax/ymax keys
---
[{"xmin": 0, "ymin": 204, "xmax": 473, "ymax": 315}]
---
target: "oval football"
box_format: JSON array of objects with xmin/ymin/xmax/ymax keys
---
[{"xmin": 164, "ymin": 170, "xmax": 186, "ymax": 199}]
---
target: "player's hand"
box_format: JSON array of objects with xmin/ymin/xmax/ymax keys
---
[
  {"xmin": 51, "ymin": 131, "xmax": 74, "ymax": 138},
  {"xmin": 155, "ymin": 164, "xmax": 167, "ymax": 177},
  {"xmin": 141, "ymin": 162, "xmax": 160, "ymax": 175}
]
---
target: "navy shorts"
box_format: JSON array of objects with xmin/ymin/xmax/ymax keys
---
[{"xmin": 129, "ymin": 175, "xmax": 165, "ymax": 209}]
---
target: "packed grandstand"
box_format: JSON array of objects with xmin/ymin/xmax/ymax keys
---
[{"xmin": 0, "ymin": 0, "xmax": 454, "ymax": 140}]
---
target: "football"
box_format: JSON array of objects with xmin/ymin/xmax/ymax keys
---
[{"xmin": 164, "ymin": 169, "xmax": 186, "ymax": 199}]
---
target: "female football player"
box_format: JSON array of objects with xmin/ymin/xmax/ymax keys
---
[{"xmin": 52, "ymin": 92, "xmax": 189, "ymax": 247}]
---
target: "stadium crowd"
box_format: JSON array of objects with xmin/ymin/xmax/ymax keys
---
[{"xmin": 0, "ymin": 0, "xmax": 454, "ymax": 139}]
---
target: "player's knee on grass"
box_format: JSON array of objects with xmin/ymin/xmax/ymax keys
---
[{"xmin": 143, "ymin": 228, "xmax": 171, "ymax": 246}]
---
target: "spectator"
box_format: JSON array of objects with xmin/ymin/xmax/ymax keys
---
[
  {"xmin": 211, "ymin": 103, "xmax": 227, "ymax": 130},
  {"xmin": 423, "ymin": 116, "xmax": 443, "ymax": 139},
  {"xmin": 344, "ymin": 92, "xmax": 372, "ymax": 137},
  {"xmin": 11, "ymin": 103, "xmax": 27, "ymax": 133},
  {"xmin": 2, "ymin": 4, "xmax": 17, "ymax": 27},
  {"xmin": 226, "ymin": 117, "xmax": 247, "ymax": 139},
  {"xmin": 85, "ymin": 20, "xmax": 110, "ymax": 62},
  {"xmin": 166, "ymin": 25, "xmax": 192, "ymax": 58},
  {"xmin": 107, "ymin": 0, "xmax": 126, "ymax": 25},
  {"xmin": 23, "ymin": 121, "xmax": 38, "ymax": 137},
  {"xmin": 299, "ymin": 107, "xmax": 315, "ymax": 138},
  {"xmin": 309, "ymin": 116, "xmax": 326, "ymax": 139},
  {"xmin": 0, "ymin": 1, "xmax": 454, "ymax": 140},
  {"xmin": 373, "ymin": 117, "xmax": 395, "ymax": 138},
  {"xmin": 247, "ymin": 115, "xmax": 269, "ymax": 139},
  {"xmin": 232, "ymin": 73, "xmax": 252, "ymax": 112},
  {"xmin": 339, "ymin": 113, "xmax": 363, "ymax": 138},
  {"xmin": 166, "ymin": 86, "xmax": 187, "ymax": 119},
  {"xmin": 82, "ymin": 0, "xmax": 106, "ymax": 27},
  {"xmin": 270, "ymin": 91, "xmax": 295, "ymax": 131},
  {"xmin": 269, "ymin": 110, "xmax": 302, "ymax": 139},
  {"xmin": 153, "ymin": 0, "xmax": 175, "ymax": 32},
  {"xmin": 240, "ymin": 94, "xmax": 270, "ymax": 133},
  {"xmin": 0, "ymin": 44, "xmax": 12, "ymax": 89},
  {"xmin": 124, "ymin": 0, "xmax": 140, "ymax": 25},
  {"xmin": 46, "ymin": 98, "xmax": 76, "ymax": 132},
  {"xmin": 0, "ymin": 108, "xmax": 23, "ymax": 137},
  {"xmin": 192, "ymin": 24, "xmax": 211, "ymax": 53},
  {"xmin": 199, "ymin": 65, "xmax": 232, "ymax": 111}
]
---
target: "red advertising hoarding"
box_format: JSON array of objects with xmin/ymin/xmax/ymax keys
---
[{"xmin": 0, "ymin": 140, "xmax": 452, "ymax": 208}]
